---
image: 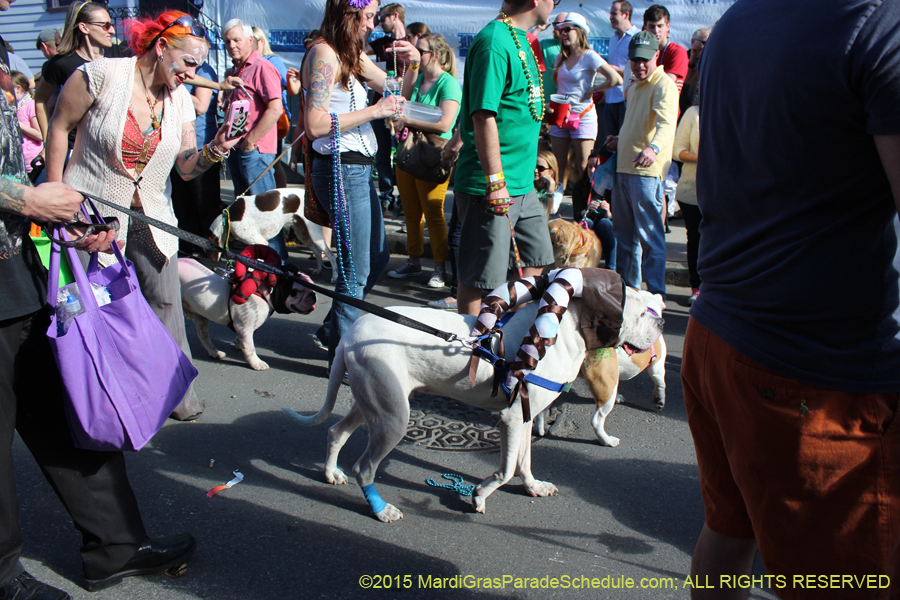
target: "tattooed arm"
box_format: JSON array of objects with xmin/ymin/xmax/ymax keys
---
[
  {"xmin": 302, "ymin": 43, "xmax": 401, "ymax": 141},
  {"xmin": 174, "ymin": 119, "xmax": 242, "ymax": 180}
]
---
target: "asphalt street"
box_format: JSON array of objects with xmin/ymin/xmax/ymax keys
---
[{"xmin": 13, "ymin": 191, "xmax": 780, "ymax": 600}]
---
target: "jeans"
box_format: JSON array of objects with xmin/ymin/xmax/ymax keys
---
[
  {"xmin": 312, "ymin": 158, "xmax": 390, "ymax": 365},
  {"xmin": 227, "ymin": 148, "xmax": 288, "ymax": 262},
  {"xmin": 590, "ymin": 216, "xmax": 617, "ymax": 270},
  {"xmin": 612, "ymin": 172, "xmax": 666, "ymax": 297}
]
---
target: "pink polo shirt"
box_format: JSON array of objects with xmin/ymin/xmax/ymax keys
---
[{"xmin": 226, "ymin": 50, "xmax": 282, "ymax": 154}]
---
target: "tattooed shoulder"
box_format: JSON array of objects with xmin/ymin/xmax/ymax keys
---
[{"xmin": 305, "ymin": 46, "xmax": 337, "ymax": 113}]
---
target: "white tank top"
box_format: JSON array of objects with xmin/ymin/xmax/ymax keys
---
[{"xmin": 311, "ymin": 74, "xmax": 377, "ymax": 157}]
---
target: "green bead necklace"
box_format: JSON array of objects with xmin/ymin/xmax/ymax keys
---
[{"xmin": 498, "ymin": 10, "xmax": 545, "ymax": 122}]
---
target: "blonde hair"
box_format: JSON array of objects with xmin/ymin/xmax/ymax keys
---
[
  {"xmin": 537, "ymin": 149, "xmax": 559, "ymax": 184},
  {"xmin": 422, "ymin": 34, "xmax": 456, "ymax": 79},
  {"xmin": 251, "ymin": 26, "xmax": 276, "ymax": 57},
  {"xmin": 57, "ymin": 1, "xmax": 107, "ymax": 55}
]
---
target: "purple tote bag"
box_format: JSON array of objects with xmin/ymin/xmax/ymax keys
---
[{"xmin": 46, "ymin": 207, "xmax": 197, "ymax": 451}]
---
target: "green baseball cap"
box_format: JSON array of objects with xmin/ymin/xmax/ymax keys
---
[{"xmin": 629, "ymin": 31, "xmax": 658, "ymax": 61}]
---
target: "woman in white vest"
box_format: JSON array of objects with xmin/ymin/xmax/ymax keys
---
[{"xmin": 45, "ymin": 10, "xmax": 242, "ymax": 421}]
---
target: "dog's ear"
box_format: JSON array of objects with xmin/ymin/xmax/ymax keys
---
[{"xmin": 654, "ymin": 294, "xmax": 666, "ymax": 312}]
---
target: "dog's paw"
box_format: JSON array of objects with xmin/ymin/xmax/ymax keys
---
[
  {"xmin": 653, "ymin": 393, "xmax": 666, "ymax": 410},
  {"xmin": 525, "ymin": 480, "xmax": 558, "ymax": 498},
  {"xmin": 598, "ymin": 434, "xmax": 620, "ymax": 447},
  {"xmin": 249, "ymin": 360, "xmax": 270, "ymax": 371},
  {"xmin": 473, "ymin": 494, "xmax": 487, "ymax": 514},
  {"xmin": 616, "ymin": 394, "xmax": 625, "ymax": 404},
  {"xmin": 209, "ymin": 350, "xmax": 226, "ymax": 360},
  {"xmin": 325, "ymin": 468, "xmax": 349, "ymax": 485},
  {"xmin": 374, "ymin": 503, "xmax": 403, "ymax": 523}
]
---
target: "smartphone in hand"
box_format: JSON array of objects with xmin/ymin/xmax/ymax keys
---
[{"xmin": 226, "ymin": 100, "xmax": 250, "ymax": 139}]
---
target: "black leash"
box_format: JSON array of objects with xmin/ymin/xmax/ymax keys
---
[{"xmin": 81, "ymin": 193, "xmax": 461, "ymax": 344}]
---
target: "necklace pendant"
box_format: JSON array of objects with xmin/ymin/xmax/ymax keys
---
[
  {"xmin": 518, "ymin": 50, "xmax": 527, "ymax": 61},
  {"xmin": 151, "ymin": 114, "xmax": 160, "ymax": 129}
]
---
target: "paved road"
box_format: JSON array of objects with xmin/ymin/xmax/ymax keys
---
[{"xmin": 14, "ymin": 200, "xmax": 778, "ymax": 599}]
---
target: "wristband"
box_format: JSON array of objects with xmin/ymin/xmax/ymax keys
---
[
  {"xmin": 486, "ymin": 180, "xmax": 507, "ymax": 194},
  {"xmin": 485, "ymin": 171, "xmax": 505, "ymax": 184},
  {"xmin": 409, "ymin": 62, "xmax": 420, "ymax": 71},
  {"xmin": 648, "ymin": 144, "xmax": 660, "ymax": 155}
]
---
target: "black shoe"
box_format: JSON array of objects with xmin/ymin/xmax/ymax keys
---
[
  {"xmin": 84, "ymin": 534, "xmax": 196, "ymax": 591},
  {"xmin": 0, "ymin": 572, "xmax": 70, "ymax": 600}
]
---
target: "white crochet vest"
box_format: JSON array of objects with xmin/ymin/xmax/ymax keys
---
[{"xmin": 63, "ymin": 56, "xmax": 196, "ymax": 266}]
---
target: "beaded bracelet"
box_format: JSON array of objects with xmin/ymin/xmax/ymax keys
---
[{"xmin": 202, "ymin": 144, "xmax": 226, "ymax": 164}]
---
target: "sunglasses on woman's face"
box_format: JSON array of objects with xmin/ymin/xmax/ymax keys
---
[
  {"xmin": 86, "ymin": 21, "xmax": 115, "ymax": 32},
  {"xmin": 147, "ymin": 15, "xmax": 208, "ymax": 51},
  {"xmin": 535, "ymin": 164, "xmax": 551, "ymax": 172},
  {"xmin": 558, "ymin": 27, "xmax": 577, "ymax": 34}
]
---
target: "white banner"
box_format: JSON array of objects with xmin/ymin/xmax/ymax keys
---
[{"xmin": 213, "ymin": 0, "xmax": 734, "ymax": 73}]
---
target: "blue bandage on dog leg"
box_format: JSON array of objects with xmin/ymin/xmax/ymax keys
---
[{"xmin": 361, "ymin": 483, "xmax": 387, "ymax": 514}]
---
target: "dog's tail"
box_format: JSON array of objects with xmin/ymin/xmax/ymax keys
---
[{"xmin": 281, "ymin": 342, "xmax": 346, "ymax": 427}]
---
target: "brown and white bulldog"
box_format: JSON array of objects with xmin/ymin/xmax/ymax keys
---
[
  {"xmin": 209, "ymin": 188, "xmax": 337, "ymax": 282},
  {"xmin": 535, "ymin": 290, "xmax": 667, "ymax": 447},
  {"xmin": 548, "ymin": 218, "xmax": 603, "ymax": 269},
  {"xmin": 179, "ymin": 258, "xmax": 317, "ymax": 371}
]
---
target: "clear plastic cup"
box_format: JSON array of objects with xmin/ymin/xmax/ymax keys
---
[{"xmin": 401, "ymin": 101, "xmax": 443, "ymax": 123}]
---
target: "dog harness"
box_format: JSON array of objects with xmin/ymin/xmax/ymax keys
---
[
  {"xmin": 470, "ymin": 268, "xmax": 586, "ymax": 421},
  {"xmin": 230, "ymin": 245, "xmax": 281, "ymax": 305}
]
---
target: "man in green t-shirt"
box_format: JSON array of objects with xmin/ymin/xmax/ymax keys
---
[{"xmin": 455, "ymin": 0, "xmax": 556, "ymax": 315}]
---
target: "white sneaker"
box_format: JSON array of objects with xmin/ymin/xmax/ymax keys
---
[
  {"xmin": 426, "ymin": 266, "xmax": 446, "ymax": 288},
  {"xmin": 388, "ymin": 261, "xmax": 422, "ymax": 279}
]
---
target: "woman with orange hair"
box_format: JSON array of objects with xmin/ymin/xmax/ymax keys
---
[{"xmin": 45, "ymin": 11, "xmax": 242, "ymax": 421}]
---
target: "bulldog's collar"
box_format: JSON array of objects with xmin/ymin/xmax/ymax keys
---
[{"xmin": 646, "ymin": 307, "xmax": 660, "ymax": 318}]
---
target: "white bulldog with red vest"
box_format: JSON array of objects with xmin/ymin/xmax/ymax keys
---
[
  {"xmin": 178, "ymin": 256, "xmax": 317, "ymax": 371},
  {"xmin": 534, "ymin": 290, "xmax": 667, "ymax": 447}
]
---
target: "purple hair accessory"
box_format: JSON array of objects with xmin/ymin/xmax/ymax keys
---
[{"xmin": 348, "ymin": 0, "xmax": 372, "ymax": 8}]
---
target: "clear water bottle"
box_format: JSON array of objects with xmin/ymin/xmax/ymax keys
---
[
  {"xmin": 57, "ymin": 288, "xmax": 84, "ymax": 336},
  {"xmin": 384, "ymin": 70, "xmax": 401, "ymax": 120}
]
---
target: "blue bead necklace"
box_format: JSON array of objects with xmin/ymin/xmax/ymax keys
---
[{"xmin": 329, "ymin": 112, "xmax": 358, "ymax": 296}]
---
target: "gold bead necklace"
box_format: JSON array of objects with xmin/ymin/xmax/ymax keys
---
[{"xmin": 498, "ymin": 10, "xmax": 545, "ymax": 122}]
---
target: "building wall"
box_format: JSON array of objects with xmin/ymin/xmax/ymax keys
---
[{"xmin": 0, "ymin": 0, "xmax": 137, "ymax": 75}]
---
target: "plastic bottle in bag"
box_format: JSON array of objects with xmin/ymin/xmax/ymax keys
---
[{"xmin": 57, "ymin": 288, "xmax": 84, "ymax": 336}]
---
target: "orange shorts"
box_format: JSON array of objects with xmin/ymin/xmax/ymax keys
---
[{"xmin": 682, "ymin": 318, "xmax": 900, "ymax": 599}]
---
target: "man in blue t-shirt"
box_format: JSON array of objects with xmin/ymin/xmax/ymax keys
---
[{"xmin": 683, "ymin": 0, "xmax": 900, "ymax": 592}]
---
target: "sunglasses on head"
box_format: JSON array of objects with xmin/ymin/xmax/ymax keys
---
[{"xmin": 147, "ymin": 15, "xmax": 208, "ymax": 51}]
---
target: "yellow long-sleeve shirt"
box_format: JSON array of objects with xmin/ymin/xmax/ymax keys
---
[{"xmin": 616, "ymin": 66, "xmax": 679, "ymax": 180}]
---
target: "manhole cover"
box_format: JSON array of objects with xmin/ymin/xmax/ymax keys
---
[{"xmin": 404, "ymin": 392, "xmax": 500, "ymax": 451}]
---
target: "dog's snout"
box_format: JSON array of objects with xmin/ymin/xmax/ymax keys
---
[{"xmin": 657, "ymin": 317, "xmax": 665, "ymax": 329}]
